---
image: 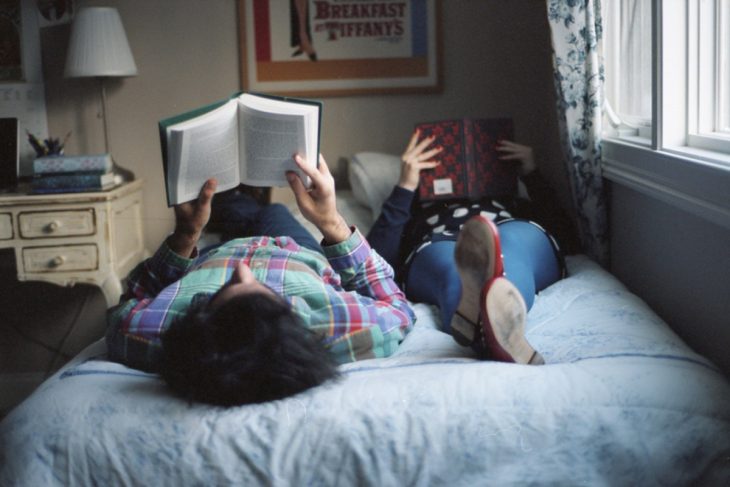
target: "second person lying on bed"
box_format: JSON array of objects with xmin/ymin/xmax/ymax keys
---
[
  {"xmin": 366, "ymin": 131, "xmax": 580, "ymax": 364},
  {"xmin": 106, "ymin": 155, "xmax": 415, "ymax": 406}
]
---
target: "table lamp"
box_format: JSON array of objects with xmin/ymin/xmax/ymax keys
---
[{"xmin": 64, "ymin": 7, "xmax": 137, "ymax": 181}]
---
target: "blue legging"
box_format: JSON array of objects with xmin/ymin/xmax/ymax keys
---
[{"xmin": 404, "ymin": 219, "xmax": 563, "ymax": 333}]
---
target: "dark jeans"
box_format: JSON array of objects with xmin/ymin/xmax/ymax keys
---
[{"xmin": 208, "ymin": 188, "xmax": 322, "ymax": 254}]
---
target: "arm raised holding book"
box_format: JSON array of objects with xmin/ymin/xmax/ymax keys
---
[
  {"xmin": 286, "ymin": 154, "xmax": 351, "ymax": 244},
  {"xmin": 398, "ymin": 130, "xmax": 442, "ymax": 191},
  {"xmin": 167, "ymin": 178, "xmax": 218, "ymax": 258}
]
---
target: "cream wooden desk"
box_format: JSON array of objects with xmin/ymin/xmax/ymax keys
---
[{"xmin": 0, "ymin": 179, "xmax": 147, "ymax": 307}]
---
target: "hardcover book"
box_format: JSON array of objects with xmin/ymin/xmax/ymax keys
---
[
  {"xmin": 33, "ymin": 154, "xmax": 113, "ymax": 174},
  {"xmin": 159, "ymin": 92, "xmax": 322, "ymax": 206},
  {"xmin": 416, "ymin": 118, "xmax": 517, "ymax": 201},
  {"xmin": 31, "ymin": 172, "xmax": 117, "ymax": 193}
]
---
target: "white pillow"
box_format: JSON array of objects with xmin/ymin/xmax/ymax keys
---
[{"xmin": 348, "ymin": 152, "xmax": 402, "ymax": 220}]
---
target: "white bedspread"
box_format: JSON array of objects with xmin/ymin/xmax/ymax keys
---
[{"xmin": 1, "ymin": 255, "xmax": 729, "ymax": 486}]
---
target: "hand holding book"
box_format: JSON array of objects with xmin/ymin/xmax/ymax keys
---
[
  {"xmin": 169, "ymin": 178, "xmax": 218, "ymax": 258},
  {"xmin": 287, "ymin": 154, "xmax": 350, "ymax": 244},
  {"xmin": 398, "ymin": 130, "xmax": 442, "ymax": 191},
  {"xmin": 495, "ymin": 140, "xmax": 536, "ymax": 176}
]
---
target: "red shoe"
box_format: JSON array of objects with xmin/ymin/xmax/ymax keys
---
[
  {"xmin": 450, "ymin": 216, "xmax": 544, "ymax": 365},
  {"xmin": 481, "ymin": 277, "xmax": 544, "ymax": 364}
]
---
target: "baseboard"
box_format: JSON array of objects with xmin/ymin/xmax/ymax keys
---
[{"xmin": 0, "ymin": 372, "xmax": 46, "ymax": 419}]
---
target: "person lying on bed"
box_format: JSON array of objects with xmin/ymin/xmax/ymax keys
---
[
  {"xmin": 106, "ymin": 154, "xmax": 415, "ymax": 406},
  {"xmin": 367, "ymin": 132, "xmax": 580, "ymax": 365}
]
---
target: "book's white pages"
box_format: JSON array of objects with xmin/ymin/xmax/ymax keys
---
[
  {"xmin": 237, "ymin": 94, "xmax": 318, "ymax": 188},
  {"xmin": 167, "ymin": 101, "xmax": 240, "ymax": 204},
  {"xmin": 163, "ymin": 93, "xmax": 321, "ymax": 206}
]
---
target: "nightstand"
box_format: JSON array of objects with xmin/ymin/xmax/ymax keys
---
[{"xmin": 0, "ymin": 179, "xmax": 147, "ymax": 307}]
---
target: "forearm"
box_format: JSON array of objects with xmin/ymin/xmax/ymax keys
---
[
  {"xmin": 366, "ymin": 185, "xmax": 415, "ymax": 267},
  {"xmin": 107, "ymin": 239, "xmax": 195, "ymax": 368},
  {"xmin": 520, "ymin": 170, "xmax": 555, "ymax": 204},
  {"xmin": 166, "ymin": 230, "xmax": 200, "ymax": 258},
  {"xmin": 519, "ymin": 170, "xmax": 581, "ymax": 254},
  {"xmin": 317, "ymin": 213, "xmax": 352, "ymax": 245},
  {"xmin": 324, "ymin": 228, "xmax": 409, "ymax": 305},
  {"xmin": 116, "ymin": 239, "xmax": 195, "ymax": 305}
]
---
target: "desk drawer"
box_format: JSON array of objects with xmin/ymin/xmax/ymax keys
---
[
  {"xmin": 19, "ymin": 209, "xmax": 95, "ymax": 238},
  {"xmin": 0, "ymin": 213, "xmax": 11, "ymax": 240},
  {"xmin": 22, "ymin": 244, "xmax": 98, "ymax": 273}
]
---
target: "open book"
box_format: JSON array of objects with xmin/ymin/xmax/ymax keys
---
[
  {"xmin": 416, "ymin": 118, "xmax": 517, "ymax": 201},
  {"xmin": 159, "ymin": 92, "xmax": 322, "ymax": 206}
]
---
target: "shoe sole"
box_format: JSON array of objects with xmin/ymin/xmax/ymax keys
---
[
  {"xmin": 484, "ymin": 278, "xmax": 544, "ymax": 365},
  {"xmin": 451, "ymin": 217, "xmax": 501, "ymax": 347}
]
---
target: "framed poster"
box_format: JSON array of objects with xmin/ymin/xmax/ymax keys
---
[{"xmin": 239, "ymin": 0, "xmax": 441, "ymax": 97}]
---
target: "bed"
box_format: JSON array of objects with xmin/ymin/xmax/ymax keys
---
[{"xmin": 1, "ymin": 153, "xmax": 729, "ymax": 486}]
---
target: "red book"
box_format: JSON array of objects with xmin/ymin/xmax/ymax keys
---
[{"xmin": 416, "ymin": 118, "xmax": 517, "ymax": 201}]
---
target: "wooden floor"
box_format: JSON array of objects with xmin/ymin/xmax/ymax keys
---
[{"xmin": 0, "ymin": 249, "xmax": 107, "ymax": 419}]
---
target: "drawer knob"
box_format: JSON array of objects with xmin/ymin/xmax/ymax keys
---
[
  {"xmin": 46, "ymin": 220, "xmax": 61, "ymax": 232},
  {"xmin": 49, "ymin": 255, "xmax": 66, "ymax": 268}
]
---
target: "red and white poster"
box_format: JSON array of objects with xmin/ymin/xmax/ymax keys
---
[{"xmin": 240, "ymin": 0, "xmax": 441, "ymax": 96}]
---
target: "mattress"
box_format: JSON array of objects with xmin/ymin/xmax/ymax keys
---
[{"xmin": 1, "ymin": 251, "xmax": 728, "ymax": 486}]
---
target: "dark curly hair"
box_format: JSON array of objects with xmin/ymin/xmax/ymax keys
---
[{"xmin": 160, "ymin": 292, "xmax": 340, "ymax": 406}]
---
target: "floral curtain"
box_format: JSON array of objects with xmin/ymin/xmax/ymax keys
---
[{"xmin": 546, "ymin": 0, "xmax": 609, "ymax": 266}]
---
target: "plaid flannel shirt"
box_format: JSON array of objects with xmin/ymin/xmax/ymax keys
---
[{"xmin": 106, "ymin": 228, "xmax": 415, "ymax": 371}]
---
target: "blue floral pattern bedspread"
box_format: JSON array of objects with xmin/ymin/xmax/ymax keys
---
[{"xmin": 1, "ymin": 256, "xmax": 729, "ymax": 486}]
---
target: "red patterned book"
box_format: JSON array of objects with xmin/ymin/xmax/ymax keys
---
[{"xmin": 416, "ymin": 118, "xmax": 517, "ymax": 201}]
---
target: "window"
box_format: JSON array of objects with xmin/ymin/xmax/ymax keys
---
[
  {"xmin": 717, "ymin": 2, "xmax": 730, "ymax": 134},
  {"xmin": 688, "ymin": 0, "xmax": 730, "ymax": 152},
  {"xmin": 603, "ymin": 0, "xmax": 730, "ymax": 157},
  {"xmin": 603, "ymin": 0, "xmax": 653, "ymax": 139}
]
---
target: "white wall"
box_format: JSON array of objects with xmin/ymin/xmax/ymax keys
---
[{"xmin": 41, "ymin": 0, "xmax": 569, "ymax": 252}]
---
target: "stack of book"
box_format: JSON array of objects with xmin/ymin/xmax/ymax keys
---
[{"xmin": 31, "ymin": 154, "xmax": 117, "ymax": 194}]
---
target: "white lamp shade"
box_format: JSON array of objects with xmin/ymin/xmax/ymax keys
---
[{"xmin": 64, "ymin": 7, "xmax": 138, "ymax": 77}]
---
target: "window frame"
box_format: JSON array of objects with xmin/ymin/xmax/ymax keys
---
[
  {"xmin": 602, "ymin": 0, "xmax": 653, "ymax": 143},
  {"xmin": 601, "ymin": 0, "xmax": 730, "ymax": 231},
  {"xmin": 604, "ymin": 0, "xmax": 730, "ymax": 156}
]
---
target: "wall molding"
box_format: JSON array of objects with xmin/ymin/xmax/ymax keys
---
[{"xmin": 603, "ymin": 139, "xmax": 730, "ymax": 230}]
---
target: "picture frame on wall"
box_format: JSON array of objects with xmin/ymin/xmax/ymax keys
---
[{"xmin": 239, "ymin": 0, "xmax": 442, "ymax": 97}]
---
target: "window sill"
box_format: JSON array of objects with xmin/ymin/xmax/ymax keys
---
[
  {"xmin": 602, "ymin": 138, "xmax": 730, "ymax": 230},
  {"xmin": 606, "ymin": 133, "xmax": 652, "ymax": 148},
  {"xmin": 664, "ymin": 144, "xmax": 730, "ymax": 169}
]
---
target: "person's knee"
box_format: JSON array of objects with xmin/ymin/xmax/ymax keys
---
[{"xmin": 257, "ymin": 203, "xmax": 294, "ymax": 224}]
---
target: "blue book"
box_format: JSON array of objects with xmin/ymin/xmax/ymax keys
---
[
  {"xmin": 31, "ymin": 172, "xmax": 117, "ymax": 192},
  {"xmin": 33, "ymin": 154, "xmax": 113, "ymax": 174}
]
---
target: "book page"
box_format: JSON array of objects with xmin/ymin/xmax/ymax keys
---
[
  {"xmin": 238, "ymin": 105, "xmax": 311, "ymax": 186},
  {"xmin": 168, "ymin": 102, "xmax": 240, "ymax": 204}
]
